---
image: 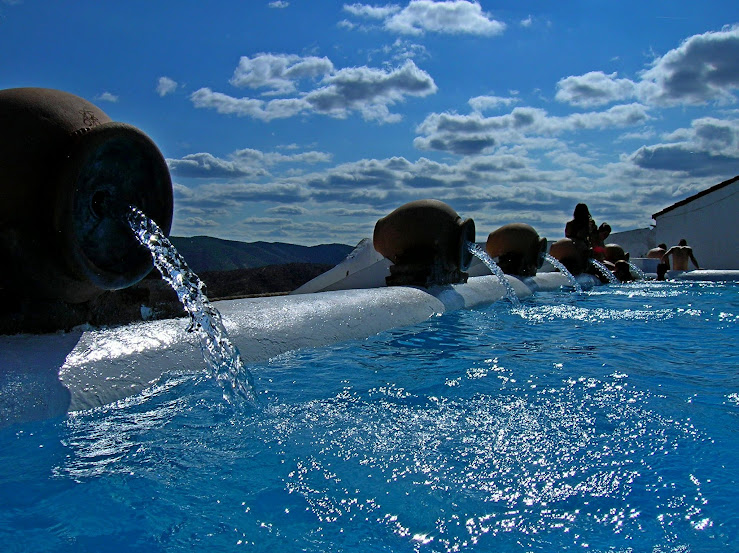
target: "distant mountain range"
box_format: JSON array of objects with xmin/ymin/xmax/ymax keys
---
[{"xmin": 169, "ymin": 236, "xmax": 355, "ymax": 273}]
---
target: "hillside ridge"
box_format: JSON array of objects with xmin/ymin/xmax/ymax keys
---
[{"xmin": 169, "ymin": 236, "xmax": 354, "ymax": 273}]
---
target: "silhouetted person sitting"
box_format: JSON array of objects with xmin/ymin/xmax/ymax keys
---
[
  {"xmin": 566, "ymin": 204, "xmax": 595, "ymax": 246},
  {"xmin": 565, "ymin": 203, "xmax": 611, "ymax": 281},
  {"xmin": 593, "ymin": 222, "xmax": 611, "ymax": 260},
  {"xmin": 662, "ymin": 239, "xmax": 700, "ymax": 271}
]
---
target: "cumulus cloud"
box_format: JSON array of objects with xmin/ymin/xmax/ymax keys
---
[
  {"xmin": 638, "ymin": 25, "xmax": 739, "ymax": 106},
  {"xmin": 96, "ymin": 91, "xmax": 119, "ymax": 103},
  {"xmin": 415, "ymin": 103, "xmax": 650, "ymax": 154},
  {"xmin": 266, "ymin": 205, "xmax": 308, "ymax": 215},
  {"xmin": 192, "ymin": 58, "xmax": 436, "ymax": 123},
  {"xmin": 468, "ymin": 94, "xmax": 520, "ymax": 112},
  {"xmin": 240, "ymin": 218, "xmax": 358, "ymax": 242},
  {"xmin": 384, "ymin": 38, "xmax": 430, "ymax": 62},
  {"xmin": 167, "ymin": 152, "xmax": 269, "ymax": 179},
  {"xmin": 168, "ymin": 148, "xmax": 332, "ymax": 179},
  {"xmin": 628, "ymin": 117, "xmax": 739, "ymax": 176},
  {"xmin": 555, "ymin": 71, "xmax": 636, "ymax": 107},
  {"xmin": 345, "ymin": 0, "xmax": 505, "ymax": 36},
  {"xmin": 556, "ymin": 27, "xmax": 739, "ymax": 108},
  {"xmin": 190, "ymin": 88, "xmax": 309, "ymax": 121},
  {"xmin": 242, "ymin": 216, "xmax": 291, "ymax": 226},
  {"xmin": 325, "ymin": 206, "xmax": 386, "ymax": 217},
  {"xmin": 196, "ymin": 182, "xmax": 309, "ymax": 206},
  {"xmin": 157, "ymin": 76, "xmax": 178, "ymax": 97},
  {"xmin": 232, "ymin": 148, "xmax": 332, "ymax": 166},
  {"xmin": 268, "ymin": 1, "xmax": 289, "ymax": 8},
  {"xmin": 343, "ymin": 3, "xmax": 401, "ymax": 19},
  {"xmin": 230, "ymin": 53, "xmax": 334, "ymax": 95},
  {"xmin": 303, "ymin": 60, "xmax": 437, "ymax": 121},
  {"xmin": 176, "ymin": 216, "xmax": 221, "ymax": 229}
]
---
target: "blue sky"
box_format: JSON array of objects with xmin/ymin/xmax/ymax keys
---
[{"xmin": 2, "ymin": 1, "xmax": 738, "ymax": 246}]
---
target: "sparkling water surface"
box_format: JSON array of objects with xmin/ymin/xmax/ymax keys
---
[{"xmin": 1, "ymin": 281, "xmax": 737, "ymax": 552}]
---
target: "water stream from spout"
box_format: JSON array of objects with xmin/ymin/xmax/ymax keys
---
[
  {"xmin": 588, "ymin": 258, "xmax": 619, "ymax": 284},
  {"xmin": 127, "ymin": 206, "xmax": 257, "ymax": 405},
  {"xmin": 627, "ymin": 261, "xmax": 647, "ymax": 281},
  {"xmin": 543, "ymin": 253, "xmax": 583, "ymax": 293},
  {"xmin": 466, "ymin": 242, "xmax": 520, "ymax": 307}
]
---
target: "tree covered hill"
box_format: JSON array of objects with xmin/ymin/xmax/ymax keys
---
[{"xmin": 169, "ymin": 236, "xmax": 354, "ymax": 273}]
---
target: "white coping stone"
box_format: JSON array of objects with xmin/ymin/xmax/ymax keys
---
[
  {"xmin": 670, "ymin": 269, "xmax": 739, "ymax": 281},
  {"xmin": 292, "ymin": 238, "xmax": 391, "ymax": 294},
  {"xmin": 0, "ymin": 272, "xmax": 580, "ymax": 428}
]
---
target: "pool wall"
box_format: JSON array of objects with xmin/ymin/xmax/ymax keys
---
[{"xmin": 1, "ymin": 272, "xmax": 593, "ymax": 428}]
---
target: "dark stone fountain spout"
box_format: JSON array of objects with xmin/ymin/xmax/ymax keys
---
[
  {"xmin": 0, "ymin": 87, "xmax": 173, "ymax": 305},
  {"xmin": 486, "ymin": 223, "xmax": 547, "ymax": 277},
  {"xmin": 604, "ymin": 243, "xmax": 629, "ymax": 264},
  {"xmin": 373, "ymin": 199, "xmax": 475, "ymax": 287},
  {"xmin": 548, "ymin": 238, "xmax": 587, "ymax": 275}
]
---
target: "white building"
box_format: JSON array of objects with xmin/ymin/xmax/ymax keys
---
[
  {"xmin": 607, "ymin": 227, "xmax": 655, "ymax": 259},
  {"xmin": 652, "ymin": 175, "xmax": 738, "ymax": 270}
]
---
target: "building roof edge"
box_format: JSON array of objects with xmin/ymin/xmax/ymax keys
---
[{"xmin": 652, "ymin": 175, "xmax": 739, "ymax": 219}]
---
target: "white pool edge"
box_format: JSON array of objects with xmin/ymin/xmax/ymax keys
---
[{"xmin": 1, "ymin": 272, "xmax": 590, "ymax": 427}]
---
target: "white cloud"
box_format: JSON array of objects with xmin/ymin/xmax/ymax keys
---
[
  {"xmin": 520, "ymin": 15, "xmax": 532, "ymax": 28},
  {"xmin": 387, "ymin": 0, "xmax": 505, "ymax": 36},
  {"xmin": 96, "ymin": 91, "xmax": 119, "ymax": 103},
  {"xmin": 266, "ymin": 205, "xmax": 308, "ymax": 215},
  {"xmin": 242, "ymin": 216, "xmax": 291, "ymax": 225},
  {"xmin": 190, "ymin": 88, "xmax": 309, "ymax": 121},
  {"xmin": 193, "ymin": 58, "xmax": 436, "ymax": 123},
  {"xmin": 176, "ymin": 216, "xmax": 221, "ymax": 229},
  {"xmin": 343, "ymin": 3, "xmax": 401, "ymax": 19},
  {"xmin": 233, "ymin": 148, "xmax": 332, "ymax": 165},
  {"xmin": 156, "ymin": 76, "xmax": 178, "ymax": 97},
  {"xmin": 195, "ymin": 182, "xmax": 309, "ymax": 206},
  {"xmin": 325, "ymin": 206, "xmax": 386, "ymax": 217},
  {"xmin": 638, "ymin": 25, "xmax": 739, "ymax": 106},
  {"xmin": 268, "ymin": 1, "xmax": 289, "ymax": 8},
  {"xmin": 468, "ymin": 94, "xmax": 520, "ymax": 112},
  {"xmin": 168, "ymin": 148, "xmax": 332, "ymax": 179},
  {"xmin": 304, "ymin": 60, "xmax": 437, "ymax": 121},
  {"xmin": 230, "ymin": 53, "xmax": 334, "ymax": 95},
  {"xmin": 345, "ymin": 0, "xmax": 505, "ymax": 36},
  {"xmin": 337, "ymin": 19, "xmax": 356, "ymax": 30},
  {"xmin": 628, "ymin": 117, "xmax": 739, "ymax": 176},
  {"xmin": 555, "ymin": 71, "xmax": 636, "ymax": 107},
  {"xmin": 414, "ymin": 103, "xmax": 650, "ymax": 154},
  {"xmin": 556, "ymin": 27, "xmax": 739, "ymax": 108},
  {"xmin": 167, "ymin": 152, "xmax": 269, "ymax": 179},
  {"xmin": 385, "ymin": 38, "xmax": 430, "ymax": 62}
]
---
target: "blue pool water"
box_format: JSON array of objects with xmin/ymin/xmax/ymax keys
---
[{"xmin": 1, "ymin": 280, "xmax": 738, "ymax": 552}]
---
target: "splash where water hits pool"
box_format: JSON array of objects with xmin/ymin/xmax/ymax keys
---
[{"xmin": 1, "ymin": 281, "xmax": 737, "ymax": 552}]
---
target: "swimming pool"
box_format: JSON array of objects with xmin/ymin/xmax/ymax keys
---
[{"xmin": 1, "ymin": 280, "xmax": 737, "ymax": 552}]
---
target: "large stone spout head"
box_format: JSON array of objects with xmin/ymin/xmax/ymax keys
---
[
  {"xmin": 604, "ymin": 243, "xmax": 629, "ymax": 263},
  {"xmin": 373, "ymin": 199, "xmax": 475, "ymax": 287},
  {"xmin": 548, "ymin": 238, "xmax": 587, "ymax": 275},
  {"xmin": 0, "ymin": 87, "xmax": 173, "ymax": 303},
  {"xmin": 485, "ymin": 223, "xmax": 547, "ymax": 277}
]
